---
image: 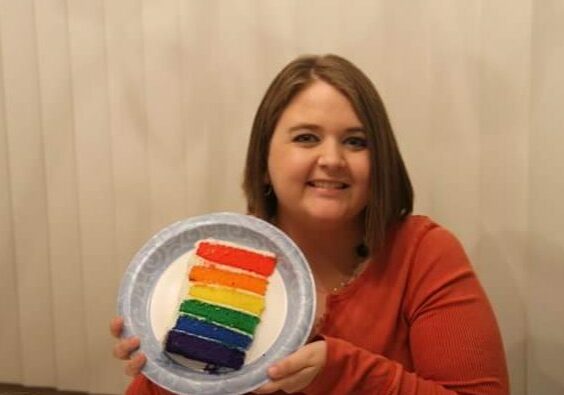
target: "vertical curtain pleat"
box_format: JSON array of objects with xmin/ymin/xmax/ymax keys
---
[
  {"xmin": 425, "ymin": 2, "xmax": 483, "ymax": 247},
  {"xmin": 178, "ymin": 1, "xmax": 215, "ymax": 217},
  {"xmin": 142, "ymin": 0, "xmax": 188, "ymax": 233},
  {"xmin": 104, "ymin": 1, "xmax": 149, "ymax": 267},
  {"xmin": 476, "ymin": 3, "xmax": 532, "ymax": 392},
  {"xmin": 208, "ymin": 2, "xmax": 261, "ymax": 212},
  {"xmin": 0, "ymin": 3, "xmax": 22, "ymax": 383},
  {"xmin": 34, "ymin": 0, "xmax": 89, "ymax": 391},
  {"xmin": 529, "ymin": 1, "xmax": 564, "ymax": 393},
  {"xmin": 0, "ymin": 0, "xmax": 56, "ymax": 387},
  {"xmin": 66, "ymin": 1, "xmax": 118, "ymax": 393},
  {"xmin": 104, "ymin": 1, "xmax": 149, "ymax": 390},
  {"xmin": 1, "ymin": 1, "xmax": 564, "ymax": 394}
]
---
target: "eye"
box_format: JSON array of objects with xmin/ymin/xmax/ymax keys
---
[
  {"xmin": 344, "ymin": 136, "xmax": 368, "ymax": 149},
  {"xmin": 292, "ymin": 133, "xmax": 319, "ymax": 144}
]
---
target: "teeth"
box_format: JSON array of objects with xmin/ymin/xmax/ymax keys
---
[{"xmin": 310, "ymin": 180, "xmax": 346, "ymax": 189}]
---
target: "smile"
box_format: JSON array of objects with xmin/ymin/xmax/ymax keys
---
[{"xmin": 307, "ymin": 180, "xmax": 349, "ymax": 189}]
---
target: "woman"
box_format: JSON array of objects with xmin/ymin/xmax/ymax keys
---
[{"xmin": 111, "ymin": 54, "xmax": 509, "ymax": 394}]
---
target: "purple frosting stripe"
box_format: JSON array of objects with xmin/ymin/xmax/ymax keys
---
[{"xmin": 165, "ymin": 330, "xmax": 245, "ymax": 370}]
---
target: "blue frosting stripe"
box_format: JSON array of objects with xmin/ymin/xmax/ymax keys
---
[{"xmin": 173, "ymin": 315, "xmax": 252, "ymax": 350}]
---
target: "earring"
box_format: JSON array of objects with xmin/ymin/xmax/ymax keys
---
[{"xmin": 264, "ymin": 185, "xmax": 273, "ymax": 196}]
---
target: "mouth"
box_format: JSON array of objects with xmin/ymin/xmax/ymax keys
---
[{"xmin": 307, "ymin": 180, "xmax": 349, "ymax": 190}]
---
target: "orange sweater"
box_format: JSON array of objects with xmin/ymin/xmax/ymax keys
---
[{"xmin": 126, "ymin": 216, "xmax": 509, "ymax": 394}]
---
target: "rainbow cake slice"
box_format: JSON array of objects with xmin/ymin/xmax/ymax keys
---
[{"xmin": 164, "ymin": 239, "xmax": 277, "ymax": 371}]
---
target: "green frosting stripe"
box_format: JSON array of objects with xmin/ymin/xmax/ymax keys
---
[{"xmin": 179, "ymin": 299, "xmax": 260, "ymax": 335}]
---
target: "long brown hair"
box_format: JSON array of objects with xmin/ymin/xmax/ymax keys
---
[{"xmin": 243, "ymin": 54, "xmax": 413, "ymax": 252}]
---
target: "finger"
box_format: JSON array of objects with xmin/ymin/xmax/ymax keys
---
[
  {"xmin": 276, "ymin": 366, "xmax": 318, "ymax": 393},
  {"xmin": 113, "ymin": 336, "xmax": 140, "ymax": 360},
  {"xmin": 253, "ymin": 381, "xmax": 278, "ymax": 394},
  {"xmin": 109, "ymin": 316, "xmax": 124, "ymax": 338},
  {"xmin": 124, "ymin": 352, "xmax": 146, "ymax": 377},
  {"xmin": 254, "ymin": 378, "xmax": 288, "ymax": 395},
  {"xmin": 268, "ymin": 343, "xmax": 318, "ymax": 379},
  {"xmin": 255, "ymin": 366, "xmax": 315, "ymax": 394}
]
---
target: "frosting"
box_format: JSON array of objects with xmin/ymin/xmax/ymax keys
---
[
  {"xmin": 173, "ymin": 315, "xmax": 252, "ymax": 350},
  {"xmin": 166, "ymin": 330, "xmax": 245, "ymax": 370},
  {"xmin": 189, "ymin": 284, "xmax": 265, "ymax": 316},
  {"xmin": 189, "ymin": 265, "xmax": 268, "ymax": 295},
  {"xmin": 179, "ymin": 299, "xmax": 260, "ymax": 334},
  {"xmin": 164, "ymin": 238, "xmax": 277, "ymax": 371},
  {"xmin": 196, "ymin": 240, "xmax": 276, "ymax": 276}
]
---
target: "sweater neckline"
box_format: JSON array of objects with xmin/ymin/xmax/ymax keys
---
[{"xmin": 326, "ymin": 254, "xmax": 376, "ymax": 300}]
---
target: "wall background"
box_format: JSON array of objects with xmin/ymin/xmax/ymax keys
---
[{"xmin": 0, "ymin": 1, "xmax": 562, "ymax": 394}]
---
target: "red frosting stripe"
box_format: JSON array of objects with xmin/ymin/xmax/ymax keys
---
[{"xmin": 196, "ymin": 240, "xmax": 276, "ymax": 277}]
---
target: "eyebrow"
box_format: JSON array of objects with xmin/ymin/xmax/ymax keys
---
[{"xmin": 288, "ymin": 123, "xmax": 366, "ymax": 133}]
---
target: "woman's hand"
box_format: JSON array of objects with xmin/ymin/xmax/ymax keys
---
[
  {"xmin": 254, "ymin": 341, "xmax": 327, "ymax": 394},
  {"xmin": 110, "ymin": 316, "xmax": 147, "ymax": 376}
]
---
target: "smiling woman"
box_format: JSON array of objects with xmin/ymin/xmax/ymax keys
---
[{"xmin": 114, "ymin": 54, "xmax": 509, "ymax": 395}]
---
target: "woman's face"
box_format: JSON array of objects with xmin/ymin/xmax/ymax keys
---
[{"xmin": 267, "ymin": 80, "xmax": 371, "ymax": 227}]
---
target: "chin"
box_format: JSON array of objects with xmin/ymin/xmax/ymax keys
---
[
  {"xmin": 304, "ymin": 210, "xmax": 357, "ymax": 226},
  {"xmin": 278, "ymin": 201, "xmax": 364, "ymax": 228}
]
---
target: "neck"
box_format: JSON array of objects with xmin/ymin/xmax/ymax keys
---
[{"xmin": 275, "ymin": 213, "xmax": 366, "ymax": 276}]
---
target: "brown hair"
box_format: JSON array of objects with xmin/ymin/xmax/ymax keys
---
[{"xmin": 243, "ymin": 54, "xmax": 413, "ymax": 252}]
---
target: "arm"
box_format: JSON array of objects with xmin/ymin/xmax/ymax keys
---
[
  {"xmin": 403, "ymin": 227, "xmax": 508, "ymax": 393},
  {"xmin": 268, "ymin": 227, "xmax": 509, "ymax": 394}
]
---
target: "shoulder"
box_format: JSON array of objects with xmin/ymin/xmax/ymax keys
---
[
  {"xmin": 383, "ymin": 214, "xmax": 476, "ymax": 296},
  {"xmin": 387, "ymin": 216, "xmax": 482, "ymax": 318},
  {"xmin": 385, "ymin": 215, "xmax": 464, "ymax": 260}
]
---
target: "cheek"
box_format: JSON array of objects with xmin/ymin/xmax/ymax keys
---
[
  {"xmin": 266, "ymin": 148, "xmax": 285, "ymax": 184},
  {"xmin": 354, "ymin": 156, "xmax": 372, "ymax": 197},
  {"xmin": 268, "ymin": 149, "xmax": 311, "ymax": 184},
  {"xmin": 353, "ymin": 154, "xmax": 371, "ymax": 181},
  {"xmin": 266, "ymin": 139, "xmax": 282, "ymax": 179}
]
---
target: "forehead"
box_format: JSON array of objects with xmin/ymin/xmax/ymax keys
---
[{"xmin": 278, "ymin": 80, "xmax": 363, "ymax": 127}]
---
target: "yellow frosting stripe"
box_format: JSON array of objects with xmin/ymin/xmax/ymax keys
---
[{"xmin": 189, "ymin": 285, "xmax": 265, "ymax": 316}]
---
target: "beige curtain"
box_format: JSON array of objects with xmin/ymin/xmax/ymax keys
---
[{"xmin": 0, "ymin": 1, "xmax": 562, "ymax": 394}]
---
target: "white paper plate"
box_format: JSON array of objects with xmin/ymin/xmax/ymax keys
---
[{"xmin": 117, "ymin": 212, "xmax": 316, "ymax": 395}]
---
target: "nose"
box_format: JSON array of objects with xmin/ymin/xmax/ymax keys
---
[{"xmin": 317, "ymin": 140, "xmax": 345, "ymax": 169}]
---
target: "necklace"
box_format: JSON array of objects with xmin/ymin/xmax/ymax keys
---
[
  {"xmin": 330, "ymin": 243, "xmax": 369, "ymax": 293},
  {"xmin": 330, "ymin": 259, "xmax": 366, "ymax": 293}
]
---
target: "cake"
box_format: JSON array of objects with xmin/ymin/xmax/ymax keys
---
[{"xmin": 164, "ymin": 239, "xmax": 277, "ymax": 371}]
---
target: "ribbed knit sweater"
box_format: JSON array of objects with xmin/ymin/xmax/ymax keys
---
[{"xmin": 126, "ymin": 215, "xmax": 509, "ymax": 395}]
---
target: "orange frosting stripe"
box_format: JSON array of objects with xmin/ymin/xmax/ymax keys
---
[
  {"xmin": 196, "ymin": 241, "xmax": 277, "ymax": 277},
  {"xmin": 189, "ymin": 265, "xmax": 268, "ymax": 295}
]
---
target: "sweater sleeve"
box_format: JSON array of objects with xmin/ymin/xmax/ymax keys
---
[
  {"xmin": 303, "ymin": 226, "xmax": 509, "ymax": 395},
  {"xmin": 126, "ymin": 374, "xmax": 176, "ymax": 395}
]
